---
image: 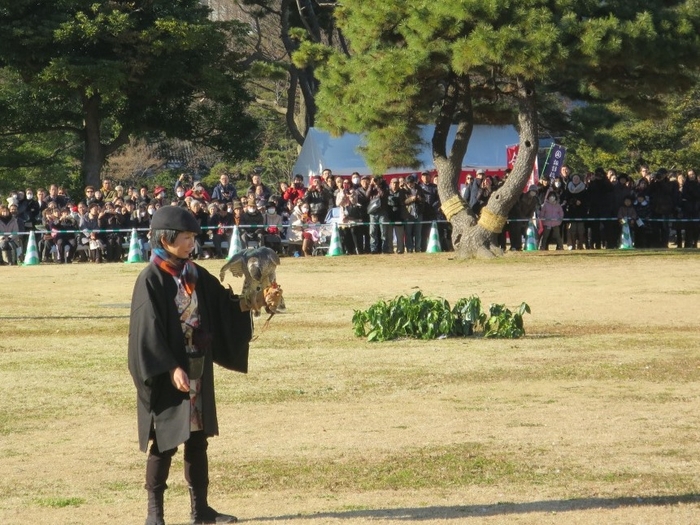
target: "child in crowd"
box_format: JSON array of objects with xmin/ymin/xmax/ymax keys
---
[
  {"xmin": 88, "ymin": 231, "xmax": 104, "ymax": 263},
  {"xmin": 539, "ymin": 192, "xmax": 565, "ymax": 250}
]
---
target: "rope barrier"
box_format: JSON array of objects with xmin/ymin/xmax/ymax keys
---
[
  {"xmin": 3, "ymin": 216, "xmax": 698, "ymax": 238},
  {"xmin": 0, "ymin": 315, "xmax": 129, "ymax": 320}
]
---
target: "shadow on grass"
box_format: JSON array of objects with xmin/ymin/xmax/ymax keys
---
[{"xmin": 242, "ymin": 493, "xmax": 700, "ymax": 522}]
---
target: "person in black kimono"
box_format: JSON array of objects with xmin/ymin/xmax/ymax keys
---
[{"xmin": 128, "ymin": 205, "xmax": 266, "ymax": 525}]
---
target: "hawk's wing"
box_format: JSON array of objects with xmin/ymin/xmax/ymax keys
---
[{"xmin": 219, "ymin": 252, "xmax": 247, "ymax": 282}]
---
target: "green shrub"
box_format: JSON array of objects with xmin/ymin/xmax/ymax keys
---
[{"xmin": 352, "ymin": 290, "xmax": 530, "ymax": 342}]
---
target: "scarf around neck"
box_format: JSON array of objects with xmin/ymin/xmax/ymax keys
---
[
  {"xmin": 151, "ymin": 247, "xmax": 198, "ymax": 295},
  {"xmin": 567, "ymin": 180, "xmax": 586, "ymax": 194}
]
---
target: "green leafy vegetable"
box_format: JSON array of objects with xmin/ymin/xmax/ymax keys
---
[{"xmin": 352, "ymin": 291, "xmax": 530, "ymax": 342}]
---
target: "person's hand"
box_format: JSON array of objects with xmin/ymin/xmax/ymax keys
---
[
  {"xmin": 170, "ymin": 367, "xmax": 190, "ymax": 392},
  {"xmin": 239, "ymin": 289, "xmax": 264, "ymax": 312},
  {"xmin": 250, "ymin": 289, "xmax": 268, "ymax": 312}
]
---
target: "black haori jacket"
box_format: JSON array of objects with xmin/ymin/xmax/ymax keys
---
[{"xmin": 128, "ymin": 263, "xmax": 252, "ymax": 452}]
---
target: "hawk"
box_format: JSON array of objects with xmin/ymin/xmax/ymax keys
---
[{"xmin": 219, "ymin": 246, "xmax": 282, "ymax": 318}]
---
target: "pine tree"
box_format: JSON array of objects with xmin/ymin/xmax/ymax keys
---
[
  {"xmin": 0, "ymin": 0, "xmax": 260, "ymax": 187},
  {"xmin": 301, "ymin": 0, "xmax": 700, "ymax": 257}
]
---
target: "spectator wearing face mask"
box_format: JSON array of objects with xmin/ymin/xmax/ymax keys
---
[
  {"xmin": 287, "ymin": 200, "xmax": 310, "ymax": 251},
  {"xmin": 174, "ymin": 172, "xmax": 193, "ymax": 193},
  {"xmin": 153, "ymin": 186, "xmax": 168, "ymax": 206},
  {"xmin": 239, "ymin": 197, "xmax": 265, "ymax": 247},
  {"xmin": 263, "ymin": 200, "xmax": 283, "ymax": 253},
  {"xmin": 23, "ymin": 188, "xmax": 42, "ymax": 229},
  {"xmin": 349, "ymin": 172, "xmax": 362, "ymax": 190},
  {"xmin": 174, "ymin": 185, "xmax": 188, "ymax": 206},
  {"xmin": 291, "ymin": 204, "xmax": 322, "ymax": 257}
]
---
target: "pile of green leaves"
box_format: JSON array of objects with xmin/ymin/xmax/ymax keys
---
[{"xmin": 352, "ymin": 291, "xmax": 530, "ymax": 342}]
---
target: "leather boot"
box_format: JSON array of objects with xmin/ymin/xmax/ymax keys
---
[
  {"xmin": 145, "ymin": 490, "xmax": 165, "ymax": 525},
  {"xmin": 185, "ymin": 432, "xmax": 237, "ymax": 524},
  {"xmin": 145, "ymin": 442, "xmax": 174, "ymax": 525},
  {"xmin": 188, "ymin": 487, "xmax": 237, "ymax": 524}
]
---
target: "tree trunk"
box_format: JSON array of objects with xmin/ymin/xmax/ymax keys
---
[
  {"xmin": 81, "ymin": 93, "xmax": 130, "ymax": 188},
  {"xmin": 281, "ymin": 0, "xmax": 317, "ymax": 146},
  {"xmin": 434, "ymin": 76, "xmax": 539, "ymax": 258},
  {"xmin": 286, "ymin": 70, "xmax": 306, "ymax": 145},
  {"xmin": 82, "ymin": 94, "xmax": 106, "ymax": 189}
]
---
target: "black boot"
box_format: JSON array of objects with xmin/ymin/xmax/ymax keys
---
[
  {"xmin": 188, "ymin": 487, "xmax": 237, "ymax": 524},
  {"xmin": 185, "ymin": 432, "xmax": 237, "ymax": 524},
  {"xmin": 145, "ymin": 441, "xmax": 175, "ymax": 525},
  {"xmin": 145, "ymin": 490, "xmax": 165, "ymax": 525}
]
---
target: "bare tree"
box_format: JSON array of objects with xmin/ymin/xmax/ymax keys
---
[
  {"xmin": 102, "ymin": 138, "xmax": 166, "ymax": 182},
  {"xmin": 205, "ymin": 0, "xmax": 344, "ymax": 145}
]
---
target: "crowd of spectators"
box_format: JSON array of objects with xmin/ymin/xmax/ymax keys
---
[
  {"xmin": 1, "ymin": 163, "xmax": 697, "ymax": 265},
  {"xmin": 484, "ymin": 165, "xmax": 700, "ymax": 251},
  {"xmin": 0, "ymin": 168, "xmax": 451, "ymax": 264}
]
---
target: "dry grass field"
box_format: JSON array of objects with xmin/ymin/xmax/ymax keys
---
[{"xmin": 1, "ymin": 250, "xmax": 699, "ymax": 525}]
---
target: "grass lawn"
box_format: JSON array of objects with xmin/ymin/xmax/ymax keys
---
[{"xmin": 1, "ymin": 250, "xmax": 699, "ymax": 524}]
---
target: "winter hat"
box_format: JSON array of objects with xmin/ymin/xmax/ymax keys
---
[{"xmin": 150, "ymin": 205, "xmax": 201, "ymax": 234}]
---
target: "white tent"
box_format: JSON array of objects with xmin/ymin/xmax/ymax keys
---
[{"xmin": 292, "ymin": 125, "xmax": 522, "ymax": 179}]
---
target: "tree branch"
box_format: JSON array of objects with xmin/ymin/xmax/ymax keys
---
[
  {"xmin": 104, "ymin": 128, "xmax": 131, "ymax": 157},
  {"xmin": 255, "ymin": 96, "xmax": 288, "ymax": 116},
  {"xmin": 295, "ymin": 0, "xmax": 322, "ymax": 42},
  {"xmin": 286, "ymin": 70, "xmax": 305, "ymax": 145}
]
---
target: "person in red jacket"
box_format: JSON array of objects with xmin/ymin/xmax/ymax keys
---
[{"xmin": 283, "ymin": 174, "xmax": 307, "ymax": 204}]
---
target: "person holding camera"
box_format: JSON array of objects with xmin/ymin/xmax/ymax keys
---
[
  {"xmin": 387, "ymin": 178, "xmax": 408, "ymax": 254},
  {"xmin": 175, "ymin": 173, "xmax": 193, "ymax": 193},
  {"xmin": 335, "ymin": 179, "xmax": 362, "ymax": 254},
  {"xmin": 303, "ymin": 176, "xmax": 333, "ymax": 225},
  {"xmin": 366, "ymin": 175, "xmax": 391, "ymax": 254},
  {"xmin": 403, "ymin": 175, "xmax": 425, "ymax": 253},
  {"xmin": 211, "ymin": 174, "xmax": 238, "ymax": 204}
]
